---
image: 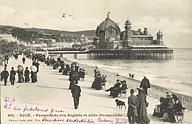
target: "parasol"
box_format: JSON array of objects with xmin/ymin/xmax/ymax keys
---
[
  {"xmin": 30, "ymin": 65, "xmax": 37, "ymax": 72},
  {"xmin": 18, "ymin": 65, "xmax": 24, "ymax": 71}
]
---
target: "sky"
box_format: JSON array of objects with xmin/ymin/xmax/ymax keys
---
[{"xmin": 0, "ymin": 0, "xmax": 192, "ymax": 48}]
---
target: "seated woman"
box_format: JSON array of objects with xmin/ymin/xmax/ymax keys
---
[
  {"xmin": 172, "ymin": 94, "xmax": 185, "ymax": 112},
  {"xmin": 173, "ymin": 99, "xmax": 184, "ymax": 113},
  {"xmin": 105, "ymin": 79, "xmax": 122, "ymax": 98},
  {"xmin": 63, "ymin": 64, "xmax": 70, "ymax": 75},
  {"xmin": 53, "ymin": 62, "xmax": 59, "ymax": 69},
  {"xmin": 91, "ymin": 72, "xmax": 102, "ymax": 90},
  {"xmin": 120, "ymin": 80, "xmax": 128, "ymax": 91},
  {"xmin": 105, "ymin": 79, "xmax": 121, "ymax": 92},
  {"xmin": 79, "ymin": 68, "xmax": 85, "ymax": 80},
  {"xmin": 163, "ymin": 93, "xmax": 176, "ymax": 123},
  {"xmin": 59, "ymin": 62, "xmax": 65, "ymax": 73},
  {"xmin": 111, "ymin": 87, "xmax": 121, "ymax": 98},
  {"xmin": 101, "ymin": 75, "xmax": 107, "ymax": 86},
  {"xmin": 153, "ymin": 97, "xmax": 169, "ymax": 117}
]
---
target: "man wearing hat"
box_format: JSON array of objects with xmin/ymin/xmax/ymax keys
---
[
  {"xmin": 140, "ymin": 76, "xmax": 150, "ymax": 95},
  {"xmin": 1, "ymin": 68, "xmax": 9, "ymax": 86},
  {"xmin": 71, "ymin": 81, "xmax": 81, "ymax": 109},
  {"xmin": 10, "ymin": 67, "xmax": 16, "ymax": 85},
  {"xmin": 24, "ymin": 67, "xmax": 30, "ymax": 82},
  {"xmin": 127, "ymin": 89, "xmax": 139, "ymax": 124}
]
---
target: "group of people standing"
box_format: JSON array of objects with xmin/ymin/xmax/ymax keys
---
[
  {"xmin": 127, "ymin": 88, "xmax": 150, "ymax": 124},
  {"xmin": 0, "ymin": 55, "xmax": 39, "ymax": 86},
  {"xmin": 126, "ymin": 76, "xmax": 151, "ymax": 124}
]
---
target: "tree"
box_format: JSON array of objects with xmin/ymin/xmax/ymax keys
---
[{"xmin": 0, "ymin": 39, "xmax": 18, "ymax": 54}]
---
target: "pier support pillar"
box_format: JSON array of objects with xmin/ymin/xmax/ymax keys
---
[
  {"xmin": 60, "ymin": 54, "xmax": 63, "ymax": 57},
  {"xmin": 74, "ymin": 53, "xmax": 77, "ymax": 59}
]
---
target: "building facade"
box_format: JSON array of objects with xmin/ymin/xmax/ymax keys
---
[{"xmin": 95, "ymin": 15, "xmax": 164, "ymax": 49}]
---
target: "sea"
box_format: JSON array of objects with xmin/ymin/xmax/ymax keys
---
[{"xmin": 65, "ymin": 48, "xmax": 192, "ymax": 96}]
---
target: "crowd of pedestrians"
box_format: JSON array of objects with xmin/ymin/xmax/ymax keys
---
[
  {"xmin": 0, "ymin": 54, "xmax": 39, "ymax": 86},
  {"xmin": 44, "ymin": 56, "xmax": 85, "ymax": 110},
  {"xmin": 0, "ymin": 52, "xmax": 185, "ymax": 124}
]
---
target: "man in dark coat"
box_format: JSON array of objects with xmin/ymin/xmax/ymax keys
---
[
  {"xmin": 69, "ymin": 68, "xmax": 79, "ymax": 90},
  {"xmin": 35, "ymin": 61, "xmax": 40, "ymax": 72},
  {"xmin": 1, "ymin": 68, "xmax": 9, "ymax": 86},
  {"xmin": 24, "ymin": 67, "xmax": 30, "ymax": 82},
  {"xmin": 71, "ymin": 82, "xmax": 81, "ymax": 109},
  {"xmin": 127, "ymin": 89, "xmax": 139, "ymax": 124},
  {"xmin": 22, "ymin": 57, "xmax": 26, "ymax": 64},
  {"xmin": 10, "ymin": 67, "xmax": 16, "ymax": 85},
  {"xmin": 140, "ymin": 76, "xmax": 150, "ymax": 95},
  {"xmin": 31, "ymin": 71, "xmax": 37, "ymax": 83}
]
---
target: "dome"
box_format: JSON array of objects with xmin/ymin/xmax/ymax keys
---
[{"xmin": 96, "ymin": 17, "xmax": 120, "ymax": 37}]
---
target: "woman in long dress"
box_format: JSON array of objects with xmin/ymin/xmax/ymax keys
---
[
  {"xmin": 136, "ymin": 88, "xmax": 150, "ymax": 124},
  {"xmin": 17, "ymin": 65, "xmax": 24, "ymax": 83}
]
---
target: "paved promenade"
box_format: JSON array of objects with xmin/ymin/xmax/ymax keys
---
[{"xmin": 1, "ymin": 56, "xmax": 192, "ymax": 124}]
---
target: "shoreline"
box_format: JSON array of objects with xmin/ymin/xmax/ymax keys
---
[{"xmin": 62, "ymin": 57, "xmax": 192, "ymax": 110}]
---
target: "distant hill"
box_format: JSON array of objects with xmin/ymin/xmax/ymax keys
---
[{"xmin": 0, "ymin": 25, "xmax": 96, "ymax": 43}]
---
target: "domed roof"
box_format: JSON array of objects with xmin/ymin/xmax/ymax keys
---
[{"xmin": 96, "ymin": 17, "xmax": 120, "ymax": 36}]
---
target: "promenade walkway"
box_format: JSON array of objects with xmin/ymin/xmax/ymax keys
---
[{"xmin": 1, "ymin": 56, "xmax": 192, "ymax": 124}]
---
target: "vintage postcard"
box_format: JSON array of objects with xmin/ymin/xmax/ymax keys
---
[{"xmin": 0, "ymin": 0, "xmax": 192, "ymax": 124}]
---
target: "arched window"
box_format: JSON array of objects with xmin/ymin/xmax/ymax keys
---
[{"xmin": 100, "ymin": 31, "xmax": 105, "ymax": 41}]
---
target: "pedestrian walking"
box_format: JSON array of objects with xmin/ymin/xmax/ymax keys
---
[
  {"xmin": 140, "ymin": 76, "xmax": 151, "ymax": 95},
  {"xmin": 31, "ymin": 71, "xmax": 37, "ymax": 83},
  {"xmin": 17, "ymin": 65, "xmax": 24, "ymax": 83},
  {"xmin": 71, "ymin": 82, "xmax": 81, "ymax": 109},
  {"xmin": 69, "ymin": 68, "xmax": 79, "ymax": 89},
  {"xmin": 33, "ymin": 60, "xmax": 40, "ymax": 72},
  {"xmin": 1, "ymin": 68, "xmax": 9, "ymax": 86},
  {"xmin": 127, "ymin": 89, "xmax": 139, "ymax": 124},
  {"xmin": 22, "ymin": 57, "xmax": 26, "ymax": 64},
  {"xmin": 30, "ymin": 65, "xmax": 37, "ymax": 83},
  {"xmin": 5, "ymin": 55, "xmax": 9, "ymax": 64},
  {"xmin": 10, "ymin": 67, "xmax": 16, "ymax": 85},
  {"xmin": 24, "ymin": 67, "xmax": 30, "ymax": 82}
]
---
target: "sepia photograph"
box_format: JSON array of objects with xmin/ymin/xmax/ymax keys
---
[{"xmin": 0, "ymin": 0, "xmax": 192, "ymax": 123}]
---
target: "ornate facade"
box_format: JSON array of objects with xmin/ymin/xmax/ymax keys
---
[{"xmin": 95, "ymin": 15, "xmax": 164, "ymax": 49}]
